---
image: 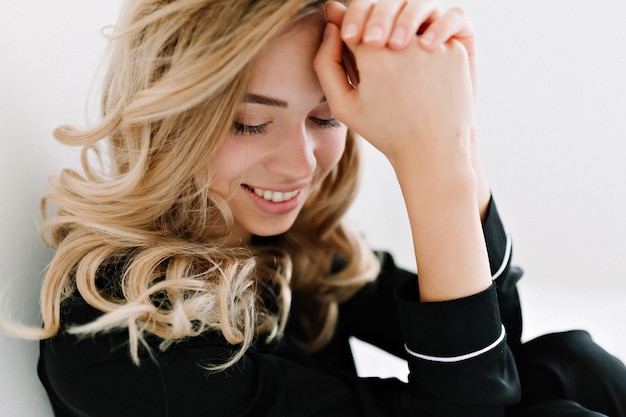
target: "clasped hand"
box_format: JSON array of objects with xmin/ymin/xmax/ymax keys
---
[{"xmin": 315, "ymin": 0, "xmax": 478, "ymax": 177}]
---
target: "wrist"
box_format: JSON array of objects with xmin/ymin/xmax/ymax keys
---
[
  {"xmin": 394, "ymin": 157, "xmax": 491, "ymax": 302},
  {"xmin": 393, "ymin": 151, "xmax": 478, "ymax": 200}
]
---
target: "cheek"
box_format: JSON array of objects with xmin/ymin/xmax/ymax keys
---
[
  {"xmin": 317, "ymin": 130, "xmax": 347, "ymax": 174},
  {"xmin": 210, "ymin": 137, "xmax": 250, "ymax": 195}
]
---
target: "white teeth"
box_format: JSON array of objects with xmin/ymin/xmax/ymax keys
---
[{"xmin": 252, "ymin": 187, "xmax": 299, "ymax": 202}]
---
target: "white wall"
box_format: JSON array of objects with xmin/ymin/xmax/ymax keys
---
[
  {"xmin": 1, "ymin": 1, "xmax": 626, "ymax": 415},
  {"xmin": 351, "ymin": 0, "xmax": 626, "ymax": 293},
  {"xmin": 0, "ymin": 2, "xmax": 121, "ymax": 415}
]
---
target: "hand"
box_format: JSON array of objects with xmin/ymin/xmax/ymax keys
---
[
  {"xmin": 316, "ymin": 9, "xmax": 475, "ymax": 175},
  {"xmin": 316, "ymin": 1, "xmax": 493, "ymax": 301},
  {"xmin": 322, "ymin": 0, "xmax": 489, "ymax": 218},
  {"xmin": 325, "ymin": 0, "xmax": 478, "ymax": 97}
]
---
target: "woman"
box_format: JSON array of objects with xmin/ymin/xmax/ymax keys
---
[{"xmin": 33, "ymin": 0, "xmax": 626, "ymax": 415}]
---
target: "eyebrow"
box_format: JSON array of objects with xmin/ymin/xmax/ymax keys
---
[{"xmin": 243, "ymin": 93, "xmax": 327, "ymax": 109}]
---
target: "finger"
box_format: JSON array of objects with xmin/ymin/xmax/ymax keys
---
[
  {"xmin": 314, "ymin": 23, "xmax": 356, "ymax": 119},
  {"xmin": 388, "ymin": 0, "xmax": 442, "ymax": 49},
  {"xmin": 341, "ymin": 0, "xmax": 376, "ymax": 44},
  {"xmin": 362, "ymin": 0, "xmax": 407, "ymax": 47},
  {"xmin": 324, "ymin": 1, "xmax": 346, "ymax": 28},
  {"xmin": 417, "ymin": 7, "xmax": 478, "ymax": 94},
  {"xmin": 419, "ymin": 7, "xmax": 474, "ymax": 52}
]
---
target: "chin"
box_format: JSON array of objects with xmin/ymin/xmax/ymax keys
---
[
  {"xmin": 243, "ymin": 217, "xmax": 299, "ymax": 239},
  {"xmin": 253, "ymin": 225, "xmax": 295, "ymax": 238}
]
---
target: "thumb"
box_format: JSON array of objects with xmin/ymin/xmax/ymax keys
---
[
  {"xmin": 314, "ymin": 23, "xmax": 356, "ymax": 119},
  {"xmin": 324, "ymin": 1, "xmax": 346, "ymax": 28}
]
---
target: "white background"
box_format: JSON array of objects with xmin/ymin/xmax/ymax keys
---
[{"xmin": 1, "ymin": 1, "xmax": 626, "ymax": 415}]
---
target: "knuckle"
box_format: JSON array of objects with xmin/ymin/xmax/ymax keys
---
[
  {"xmin": 369, "ymin": 3, "xmax": 399, "ymax": 23},
  {"xmin": 448, "ymin": 6, "xmax": 467, "ymax": 19},
  {"xmin": 438, "ymin": 7, "xmax": 468, "ymax": 33},
  {"xmin": 397, "ymin": 10, "xmax": 420, "ymax": 27},
  {"xmin": 312, "ymin": 54, "xmax": 323, "ymax": 71},
  {"xmin": 351, "ymin": 0, "xmax": 376, "ymax": 13}
]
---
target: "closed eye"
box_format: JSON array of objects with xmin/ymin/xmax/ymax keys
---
[
  {"xmin": 231, "ymin": 121, "xmax": 269, "ymax": 135},
  {"xmin": 309, "ymin": 117, "xmax": 341, "ymax": 129}
]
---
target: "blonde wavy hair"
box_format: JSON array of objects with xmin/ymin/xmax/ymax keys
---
[{"xmin": 35, "ymin": 0, "xmax": 379, "ymax": 370}]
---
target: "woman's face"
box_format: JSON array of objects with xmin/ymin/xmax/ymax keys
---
[{"xmin": 211, "ymin": 20, "xmax": 348, "ymax": 244}]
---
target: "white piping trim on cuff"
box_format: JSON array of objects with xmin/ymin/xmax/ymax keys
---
[
  {"xmin": 492, "ymin": 233, "xmax": 512, "ymax": 281},
  {"xmin": 404, "ymin": 324, "xmax": 506, "ymax": 363}
]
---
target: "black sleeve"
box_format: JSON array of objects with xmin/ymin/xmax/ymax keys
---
[
  {"xmin": 481, "ymin": 197, "xmax": 524, "ymax": 356},
  {"xmin": 40, "ymin": 296, "xmax": 520, "ymax": 417},
  {"xmin": 38, "ymin": 198, "xmax": 521, "ymax": 417},
  {"xmin": 340, "ymin": 196, "xmax": 524, "ymax": 358}
]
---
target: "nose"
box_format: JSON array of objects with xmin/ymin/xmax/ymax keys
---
[{"xmin": 266, "ymin": 124, "xmax": 317, "ymax": 180}]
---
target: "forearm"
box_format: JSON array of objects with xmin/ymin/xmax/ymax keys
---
[
  {"xmin": 393, "ymin": 155, "xmax": 492, "ymax": 302},
  {"xmin": 471, "ymin": 123, "xmax": 492, "ymax": 222},
  {"xmin": 318, "ymin": 0, "xmax": 492, "ymax": 302}
]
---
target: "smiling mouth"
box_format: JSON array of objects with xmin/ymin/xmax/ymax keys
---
[{"xmin": 245, "ymin": 185, "xmax": 301, "ymax": 202}]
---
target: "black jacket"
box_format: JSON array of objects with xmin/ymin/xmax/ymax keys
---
[{"xmin": 39, "ymin": 198, "xmax": 522, "ymax": 416}]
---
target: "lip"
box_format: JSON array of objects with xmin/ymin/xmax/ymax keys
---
[{"xmin": 242, "ymin": 184, "xmax": 307, "ymax": 215}]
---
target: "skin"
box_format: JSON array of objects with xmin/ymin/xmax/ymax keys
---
[
  {"xmin": 325, "ymin": 0, "xmax": 489, "ymax": 214},
  {"xmin": 211, "ymin": 21, "xmax": 347, "ymax": 245},
  {"xmin": 316, "ymin": 0, "xmax": 492, "ymax": 301},
  {"xmin": 215, "ymin": 0, "xmax": 492, "ymax": 302}
]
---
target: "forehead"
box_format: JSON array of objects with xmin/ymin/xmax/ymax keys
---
[{"xmin": 247, "ymin": 19, "xmax": 323, "ymax": 90}]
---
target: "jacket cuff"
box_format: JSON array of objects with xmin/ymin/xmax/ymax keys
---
[
  {"xmin": 482, "ymin": 197, "xmax": 512, "ymax": 280},
  {"xmin": 396, "ymin": 282, "xmax": 504, "ymax": 360}
]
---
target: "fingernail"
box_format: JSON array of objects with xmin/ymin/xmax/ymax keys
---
[
  {"xmin": 420, "ymin": 31, "xmax": 435, "ymax": 47},
  {"xmin": 342, "ymin": 23, "xmax": 358, "ymax": 40},
  {"xmin": 363, "ymin": 26, "xmax": 384, "ymax": 43},
  {"xmin": 390, "ymin": 27, "xmax": 406, "ymax": 46}
]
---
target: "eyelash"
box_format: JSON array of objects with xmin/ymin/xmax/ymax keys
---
[
  {"xmin": 310, "ymin": 117, "xmax": 341, "ymax": 129},
  {"xmin": 231, "ymin": 121, "xmax": 268, "ymax": 135},
  {"xmin": 231, "ymin": 118, "xmax": 341, "ymax": 136}
]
